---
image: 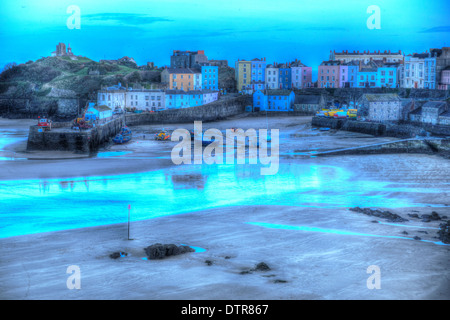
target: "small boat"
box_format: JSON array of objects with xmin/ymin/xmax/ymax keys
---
[
  {"xmin": 155, "ymin": 130, "xmax": 171, "ymax": 141},
  {"xmin": 113, "ymin": 126, "xmax": 132, "ymax": 144}
]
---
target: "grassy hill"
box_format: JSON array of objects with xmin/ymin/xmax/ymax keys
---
[{"xmin": 0, "ymin": 56, "xmax": 162, "ymax": 119}]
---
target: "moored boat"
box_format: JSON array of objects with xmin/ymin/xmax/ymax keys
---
[{"xmin": 113, "ymin": 126, "xmax": 132, "ymax": 144}]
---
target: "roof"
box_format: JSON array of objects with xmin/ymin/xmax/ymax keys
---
[
  {"xmin": 294, "ymin": 95, "xmax": 322, "ymax": 105},
  {"xmin": 422, "ymin": 101, "xmax": 447, "ymax": 109},
  {"xmin": 409, "ymin": 107, "xmax": 422, "ymax": 115},
  {"xmin": 320, "ymin": 60, "xmax": 341, "ymax": 66},
  {"xmin": 94, "ymin": 105, "xmax": 112, "ymax": 112},
  {"xmin": 361, "ymin": 93, "xmax": 401, "ymax": 102},
  {"xmin": 335, "ymin": 50, "xmax": 402, "ymax": 56},
  {"xmin": 266, "ymin": 89, "xmax": 293, "ymax": 96},
  {"xmin": 165, "ymin": 89, "xmax": 187, "ymax": 94},
  {"xmin": 164, "ymin": 68, "xmax": 199, "ymax": 74},
  {"xmin": 440, "ymin": 110, "xmax": 450, "ymax": 118}
]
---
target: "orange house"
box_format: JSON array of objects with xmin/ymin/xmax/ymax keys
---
[{"xmin": 161, "ymin": 68, "xmax": 200, "ymax": 91}]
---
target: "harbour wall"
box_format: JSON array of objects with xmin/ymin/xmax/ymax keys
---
[
  {"xmin": 26, "ymin": 116, "xmax": 125, "ymax": 153},
  {"xmin": 311, "ymin": 117, "xmax": 450, "ymax": 138},
  {"xmin": 124, "ymin": 96, "xmax": 250, "ymax": 126}
]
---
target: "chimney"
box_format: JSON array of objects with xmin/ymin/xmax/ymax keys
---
[
  {"xmin": 388, "ymin": 50, "xmax": 391, "ymax": 53},
  {"xmin": 264, "ymin": 57, "xmax": 266, "ymax": 61}
]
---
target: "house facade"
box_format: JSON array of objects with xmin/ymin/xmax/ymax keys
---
[
  {"xmin": 235, "ymin": 59, "xmax": 252, "ymax": 92},
  {"xmin": 253, "ymin": 90, "xmax": 295, "ymax": 112},
  {"xmin": 358, "ymin": 93, "xmax": 402, "ymax": 122},
  {"xmin": 201, "ymin": 65, "xmax": 218, "ymax": 90},
  {"xmin": 161, "ymin": 68, "xmax": 200, "ymax": 91},
  {"xmin": 318, "ymin": 61, "xmax": 341, "ymax": 88}
]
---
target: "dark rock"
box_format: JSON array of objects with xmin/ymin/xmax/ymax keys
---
[
  {"xmin": 413, "ymin": 236, "xmax": 422, "ymax": 241},
  {"xmin": 408, "ymin": 214, "xmax": 419, "ymax": 218},
  {"xmin": 421, "ymin": 212, "xmax": 441, "ymax": 221},
  {"xmin": 442, "ymin": 216, "xmax": 448, "ymax": 219},
  {"xmin": 273, "ymin": 279, "xmax": 287, "ymax": 283},
  {"xmin": 401, "ymin": 231, "xmax": 409, "ymax": 235},
  {"xmin": 417, "ymin": 231, "xmax": 428, "ymax": 234},
  {"xmin": 143, "ymin": 243, "xmax": 194, "ymax": 260},
  {"xmin": 110, "ymin": 252, "xmax": 127, "ymax": 259},
  {"xmin": 240, "ymin": 270, "xmax": 251, "ymax": 275},
  {"xmin": 437, "ymin": 221, "xmax": 450, "ymax": 244},
  {"xmin": 422, "ymin": 219, "xmax": 431, "ymax": 223},
  {"xmin": 253, "ymin": 262, "xmax": 271, "ymax": 272},
  {"xmin": 349, "ymin": 207, "xmax": 408, "ymax": 223},
  {"xmin": 205, "ymin": 260, "xmax": 214, "ymax": 266},
  {"xmin": 224, "ymin": 256, "xmax": 231, "ymax": 259}
]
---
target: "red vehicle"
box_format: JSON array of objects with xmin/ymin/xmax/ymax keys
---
[{"xmin": 37, "ymin": 116, "xmax": 52, "ymax": 131}]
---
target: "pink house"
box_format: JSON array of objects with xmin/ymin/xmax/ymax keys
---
[
  {"xmin": 318, "ymin": 60, "xmax": 341, "ymax": 88},
  {"xmin": 291, "ymin": 60, "xmax": 313, "ymax": 88}
]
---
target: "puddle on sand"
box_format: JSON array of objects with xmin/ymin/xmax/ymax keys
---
[
  {"xmin": 247, "ymin": 222, "xmax": 449, "ymax": 246},
  {"xmin": 0, "ymin": 162, "xmax": 448, "ymax": 239}
]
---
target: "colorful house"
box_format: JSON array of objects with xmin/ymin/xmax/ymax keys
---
[
  {"xmin": 235, "ymin": 59, "xmax": 252, "ymax": 92},
  {"xmin": 253, "ymin": 89, "xmax": 295, "ymax": 112},
  {"xmin": 85, "ymin": 104, "xmax": 113, "ymax": 121},
  {"xmin": 291, "ymin": 60, "xmax": 312, "ymax": 89},
  {"xmin": 318, "ymin": 60, "xmax": 341, "ymax": 88},
  {"xmin": 251, "ymin": 58, "xmax": 266, "ymax": 91},
  {"xmin": 201, "ymin": 65, "xmax": 218, "ymax": 90},
  {"xmin": 265, "ymin": 64, "xmax": 279, "ymax": 89},
  {"xmin": 278, "ymin": 64, "xmax": 292, "ymax": 89},
  {"xmin": 161, "ymin": 68, "xmax": 200, "ymax": 91}
]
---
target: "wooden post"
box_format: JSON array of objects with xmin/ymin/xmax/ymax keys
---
[{"xmin": 128, "ymin": 204, "xmax": 131, "ymax": 240}]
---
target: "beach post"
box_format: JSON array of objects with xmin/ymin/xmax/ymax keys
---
[{"xmin": 128, "ymin": 204, "xmax": 131, "ymax": 240}]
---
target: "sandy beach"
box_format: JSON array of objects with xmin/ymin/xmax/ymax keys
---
[{"xmin": 0, "ymin": 116, "xmax": 449, "ymax": 300}]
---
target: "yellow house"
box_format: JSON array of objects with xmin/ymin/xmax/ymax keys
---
[{"xmin": 235, "ymin": 60, "xmax": 252, "ymax": 92}]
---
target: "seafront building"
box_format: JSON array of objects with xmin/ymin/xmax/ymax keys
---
[
  {"xmin": 97, "ymin": 83, "xmax": 218, "ymax": 111},
  {"xmin": 253, "ymin": 89, "xmax": 295, "ymax": 112}
]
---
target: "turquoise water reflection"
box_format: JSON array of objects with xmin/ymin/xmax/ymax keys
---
[{"xmin": 0, "ymin": 163, "xmax": 448, "ymax": 238}]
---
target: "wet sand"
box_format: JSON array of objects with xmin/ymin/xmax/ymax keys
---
[{"xmin": 0, "ymin": 116, "xmax": 449, "ymax": 300}]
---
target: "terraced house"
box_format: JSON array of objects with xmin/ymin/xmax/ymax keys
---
[
  {"xmin": 250, "ymin": 58, "xmax": 266, "ymax": 91},
  {"xmin": 265, "ymin": 64, "xmax": 279, "ymax": 89},
  {"xmin": 201, "ymin": 65, "xmax": 218, "ymax": 90},
  {"xmin": 291, "ymin": 60, "xmax": 312, "ymax": 89},
  {"xmin": 161, "ymin": 68, "xmax": 200, "ymax": 91},
  {"xmin": 318, "ymin": 60, "xmax": 341, "ymax": 88},
  {"xmin": 235, "ymin": 59, "xmax": 252, "ymax": 92}
]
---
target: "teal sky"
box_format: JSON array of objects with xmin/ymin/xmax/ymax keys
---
[{"xmin": 1, "ymin": 0, "xmax": 449, "ymax": 74}]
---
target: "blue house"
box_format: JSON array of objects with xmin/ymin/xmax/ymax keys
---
[
  {"xmin": 278, "ymin": 65, "xmax": 292, "ymax": 89},
  {"xmin": 251, "ymin": 58, "xmax": 266, "ymax": 90},
  {"xmin": 346, "ymin": 62, "xmax": 359, "ymax": 88},
  {"xmin": 253, "ymin": 89, "xmax": 295, "ymax": 112},
  {"xmin": 187, "ymin": 90, "xmax": 204, "ymax": 107},
  {"xmin": 166, "ymin": 90, "xmax": 190, "ymax": 109},
  {"xmin": 376, "ymin": 64, "xmax": 398, "ymax": 88},
  {"xmin": 201, "ymin": 65, "xmax": 218, "ymax": 90},
  {"xmin": 253, "ymin": 90, "xmax": 268, "ymax": 111}
]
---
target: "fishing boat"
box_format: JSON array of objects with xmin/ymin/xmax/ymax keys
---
[{"xmin": 113, "ymin": 126, "xmax": 132, "ymax": 144}]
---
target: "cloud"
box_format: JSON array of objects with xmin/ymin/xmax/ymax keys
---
[
  {"xmin": 83, "ymin": 13, "xmax": 174, "ymax": 26},
  {"xmin": 419, "ymin": 26, "xmax": 450, "ymax": 33}
]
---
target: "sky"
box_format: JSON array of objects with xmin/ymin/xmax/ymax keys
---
[{"xmin": 1, "ymin": 0, "xmax": 449, "ymax": 77}]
